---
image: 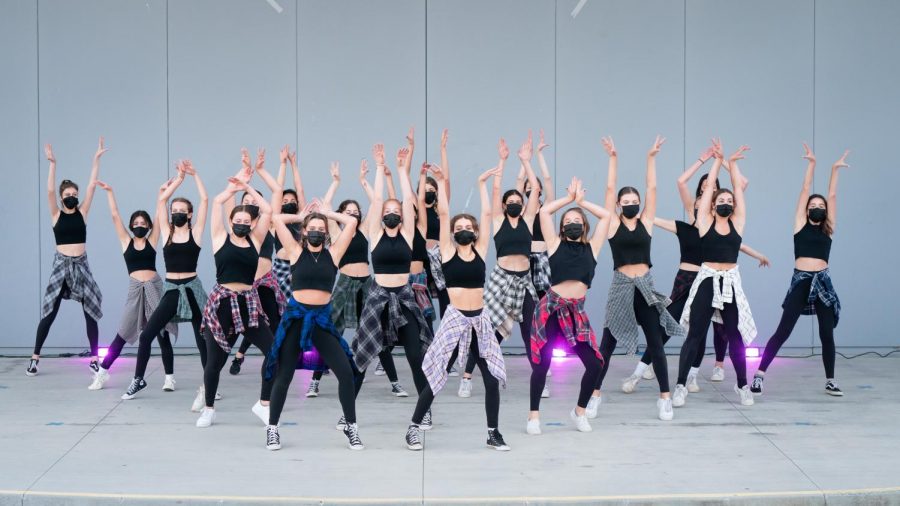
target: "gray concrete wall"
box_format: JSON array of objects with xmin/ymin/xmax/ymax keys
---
[{"xmin": 2, "ymin": 0, "xmax": 897, "ymax": 353}]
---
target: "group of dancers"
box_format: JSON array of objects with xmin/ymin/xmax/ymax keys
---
[{"xmin": 27, "ymin": 129, "xmax": 848, "ymax": 452}]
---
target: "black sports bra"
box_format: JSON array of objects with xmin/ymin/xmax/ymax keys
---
[
  {"xmin": 442, "ymin": 250, "xmax": 486, "ymax": 289},
  {"xmin": 339, "ymin": 230, "xmax": 370, "ymax": 267},
  {"xmin": 291, "ymin": 248, "xmax": 337, "ymax": 292},
  {"xmin": 371, "ymin": 233, "xmax": 412, "ymax": 275},
  {"xmin": 794, "ymin": 222, "xmax": 831, "ymax": 262},
  {"xmin": 701, "ymin": 219, "xmax": 741, "ymax": 264},
  {"xmin": 53, "ymin": 210, "xmax": 87, "ymax": 245},
  {"xmin": 124, "ymin": 239, "xmax": 156, "ymax": 274},
  {"xmin": 412, "ymin": 228, "xmax": 428, "ymax": 262},
  {"xmin": 163, "ymin": 233, "xmax": 201, "ymax": 273},
  {"xmin": 675, "ymin": 220, "xmax": 702, "ymax": 266},
  {"xmin": 214, "ymin": 236, "xmax": 258, "ymax": 285},
  {"xmin": 608, "ymin": 220, "xmax": 652, "ymax": 269},
  {"xmin": 259, "ymin": 232, "xmax": 275, "ymax": 261},
  {"xmin": 550, "ymin": 240, "xmax": 597, "ymax": 288},
  {"xmin": 426, "ymin": 207, "xmax": 440, "ymax": 241},
  {"xmin": 494, "ymin": 217, "xmax": 532, "ymax": 258}
]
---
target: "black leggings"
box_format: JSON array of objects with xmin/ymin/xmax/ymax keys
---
[
  {"xmin": 102, "ymin": 332, "xmax": 174, "ymax": 374},
  {"xmin": 33, "ymin": 281, "xmax": 99, "ymax": 357},
  {"xmin": 530, "ymin": 312, "xmax": 603, "ymax": 411},
  {"xmin": 759, "ymin": 276, "xmax": 836, "ymax": 378},
  {"xmin": 461, "ymin": 289, "xmax": 536, "ymax": 376},
  {"xmin": 134, "ymin": 282, "xmax": 204, "ymax": 379},
  {"xmin": 269, "ymin": 318, "xmax": 359, "ymax": 425},
  {"xmin": 638, "ymin": 291, "xmax": 728, "ymax": 369},
  {"xmin": 677, "ymin": 277, "xmax": 747, "ymax": 387},
  {"xmin": 235, "ymin": 285, "xmax": 281, "ymax": 355},
  {"xmin": 413, "ymin": 330, "xmax": 500, "ymax": 427},
  {"xmin": 596, "ymin": 289, "xmax": 670, "ymax": 393},
  {"xmin": 202, "ymin": 296, "xmax": 274, "ymax": 407},
  {"xmin": 355, "ymin": 305, "xmax": 428, "ymax": 397}
]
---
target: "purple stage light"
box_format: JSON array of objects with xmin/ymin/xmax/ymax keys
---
[
  {"xmin": 552, "ymin": 348, "xmax": 567, "ymax": 358},
  {"xmin": 745, "ymin": 347, "xmax": 760, "ymax": 358},
  {"xmin": 98, "ymin": 347, "xmax": 109, "ymax": 359}
]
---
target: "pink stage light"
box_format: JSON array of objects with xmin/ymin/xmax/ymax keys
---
[
  {"xmin": 745, "ymin": 347, "xmax": 760, "ymax": 358},
  {"xmin": 552, "ymin": 348, "xmax": 567, "ymax": 358},
  {"xmin": 98, "ymin": 347, "xmax": 109, "ymax": 359}
]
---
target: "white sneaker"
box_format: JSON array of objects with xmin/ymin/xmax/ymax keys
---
[
  {"xmin": 162, "ymin": 375, "xmax": 176, "ymax": 392},
  {"xmin": 215, "ymin": 391, "xmax": 223, "ymax": 400},
  {"xmin": 621, "ymin": 374, "xmax": 641, "ymax": 394},
  {"xmin": 266, "ymin": 425, "xmax": 281, "ymax": 451},
  {"xmin": 374, "ymin": 362, "xmax": 385, "ymax": 376},
  {"xmin": 657, "ymin": 398, "xmax": 674, "ymax": 421},
  {"xmin": 585, "ymin": 395, "xmax": 601, "ymax": 419},
  {"xmin": 306, "ymin": 379, "xmax": 320, "ymax": 398},
  {"xmin": 686, "ymin": 374, "xmax": 700, "ymax": 393},
  {"xmin": 191, "ymin": 386, "xmax": 205, "ymax": 412},
  {"xmin": 448, "ymin": 367, "xmax": 459, "ymax": 377},
  {"xmin": 672, "ymin": 384, "xmax": 688, "ymax": 407},
  {"xmin": 88, "ymin": 368, "xmax": 109, "ymax": 390},
  {"xmin": 541, "ymin": 385, "xmax": 550, "ymax": 398},
  {"xmin": 570, "ymin": 409, "xmax": 592, "ymax": 432},
  {"xmin": 735, "ymin": 384, "xmax": 754, "ymax": 406},
  {"xmin": 251, "ymin": 401, "xmax": 270, "ymax": 426},
  {"xmin": 526, "ymin": 417, "xmax": 542, "ymax": 435},
  {"xmin": 642, "ymin": 366, "xmax": 656, "ymax": 380},
  {"xmin": 196, "ymin": 407, "xmax": 216, "ymax": 428},
  {"xmin": 710, "ymin": 366, "xmax": 725, "ymax": 382},
  {"xmin": 458, "ymin": 378, "xmax": 473, "ymax": 398}
]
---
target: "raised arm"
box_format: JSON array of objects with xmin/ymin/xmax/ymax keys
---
[
  {"xmin": 80, "ymin": 136, "xmax": 108, "ymax": 219},
  {"xmin": 416, "ymin": 163, "xmax": 428, "ymax": 232},
  {"xmin": 368, "ymin": 150, "xmax": 386, "ymax": 239},
  {"xmin": 150, "ymin": 177, "xmax": 172, "ymax": 248},
  {"xmin": 740, "ymin": 243, "xmax": 771, "ymax": 268},
  {"xmin": 827, "ymin": 150, "xmax": 849, "ymax": 232},
  {"xmin": 95, "ymin": 181, "xmax": 130, "ymax": 250},
  {"xmin": 323, "ymin": 209, "xmax": 358, "ymax": 265},
  {"xmin": 491, "ymin": 138, "xmax": 509, "ymax": 219},
  {"xmin": 223, "ymin": 149, "xmax": 253, "ymax": 231},
  {"xmin": 476, "ymin": 167, "xmax": 499, "ymax": 257},
  {"xmin": 183, "ymin": 160, "xmax": 209, "ymax": 244},
  {"xmin": 211, "ymin": 181, "xmax": 240, "ymax": 252},
  {"xmin": 793, "ymin": 143, "xmax": 817, "ymax": 233},
  {"xmin": 515, "ymin": 164, "xmax": 527, "ymax": 195},
  {"xmin": 520, "ymin": 132, "xmax": 541, "ymax": 223},
  {"xmin": 288, "ymin": 148, "xmax": 307, "ymax": 208},
  {"xmin": 642, "ymin": 135, "xmax": 665, "ymax": 230},
  {"xmin": 727, "ymin": 145, "xmax": 750, "ymax": 234},
  {"xmin": 433, "ymin": 164, "xmax": 455, "ymax": 261},
  {"xmin": 322, "ymin": 162, "xmax": 341, "ymax": 209},
  {"xmin": 275, "ymin": 145, "xmax": 289, "ymax": 202},
  {"xmin": 254, "ymin": 148, "xmax": 283, "ymax": 211},
  {"xmin": 440, "ymin": 128, "xmax": 451, "ymax": 200},
  {"xmin": 540, "ymin": 178, "xmax": 576, "ymax": 253},
  {"xmin": 157, "ymin": 168, "xmax": 185, "ymax": 244},
  {"xmin": 677, "ymin": 145, "xmax": 713, "ymax": 215},
  {"xmin": 536, "ymin": 129, "xmax": 555, "ymax": 202},
  {"xmin": 271, "ymin": 213, "xmax": 301, "ymax": 260},
  {"xmin": 696, "ymin": 139, "xmax": 723, "ymax": 233},
  {"xmin": 601, "ymin": 136, "xmax": 618, "ymax": 213},
  {"xmin": 45, "ymin": 144, "xmax": 60, "ymax": 219},
  {"xmin": 575, "ymin": 179, "xmax": 612, "ymax": 257},
  {"xmin": 653, "ymin": 217, "xmax": 677, "ymax": 234},
  {"xmin": 237, "ymin": 178, "xmax": 273, "ymax": 246},
  {"xmin": 396, "ymin": 150, "xmax": 417, "ymax": 241}
]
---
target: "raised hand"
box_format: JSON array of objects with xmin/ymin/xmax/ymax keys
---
[
  {"xmin": 280, "ymin": 145, "xmax": 289, "ymax": 164},
  {"xmin": 574, "ymin": 178, "xmax": 586, "ymax": 204},
  {"xmin": 406, "ymin": 126, "xmax": 415, "ymax": 149},
  {"xmin": 729, "ymin": 145, "xmax": 750, "ymax": 163},
  {"xmin": 330, "ymin": 161, "xmax": 340, "ymax": 182},
  {"xmin": 182, "ymin": 159, "xmax": 197, "ymax": 176},
  {"xmin": 397, "ymin": 147, "xmax": 410, "ymax": 169},
  {"xmin": 308, "ymin": 197, "xmax": 323, "ymax": 214},
  {"xmin": 833, "ymin": 150, "xmax": 850, "ymax": 169},
  {"xmin": 359, "ymin": 159, "xmax": 369, "ymax": 180},
  {"xmin": 566, "ymin": 176, "xmax": 578, "ymax": 200},
  {"xmin": 601, "ymin": 136, "xmax": 617, "ymax": 157},
  {"xmin": 255, "ymin": 148, "xmax": 266, "ymax": 171},
  {"xmin": 95, "ymin": 180, "xmax": 112, "ymax": 191},
  {"xmin": 427, "ymin": 163, "xmax": 445, "ymax": 182},
  {"xmin": 45, "ymin": 143, "xmax": 56, "ymax": 163},
  {"xmin": 372, "ymin": 143, "xmax": 386, "ymax": 166},
  {"xmin": 228, "ymin": 176, "xmax": 249, "ymax": 191},
  {"xmin": 699, "ymin": 145, "xmax": 716, "ymax": 163},
  {"xmin": 537, "ymin": 129, "xmax": 550, "ymax": 152},
  {"xmin": 518, "ymin": 132, "xmax": 533, "ymax": 161},
  {"xmin": 711, "ymin": 137, "xmax": 724, "ymax": 159},
  {"xmin": 648, "ymin": 135, "xmax": 666, "ymax": 157},
  {"xmin": 241, "ymin": 148, "xmax": 252, "ymax": 173},
  {"xmin": 440, "ymin": 128, "xmax": 448, "ymax": 150},
  {"xmin": 498, "ymin": 138, "xmax": 510, "ymax": 161},
  {"xmin": 94, "ymin": 136, "xmax": 109, "ymax": 160},
  {"xmin": 159, "ymin": 177, "xmax": 175, "ymax": 194},
  {"xmin": 801, "ymin": 142, "xmax": 816, "ymax": 163},
  {"xmin": 288, "ymin": 149, "xmax": 297, "ymax": 167},
  {"xmin": 478, "ymin": 166, "xmax": 501, "ymax": 183}
]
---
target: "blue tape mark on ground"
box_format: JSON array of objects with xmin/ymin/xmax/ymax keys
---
[
  {"xmin": 857, "ymin": 385, "xmax": 873, "ymax": 389},
  {"xmin": 282, "ymin": 422, "xmax": 297, "ymax": 426},
  {"xmin": 46, "ymin": 422, "xmax": 64, "ymax": 426},
  {"xmin": 546, "ymin": 422, "xmax": 564, "ymax": 426}
]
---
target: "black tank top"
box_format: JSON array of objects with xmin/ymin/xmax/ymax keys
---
[
  {"xmin": 214, "ymin": 236, "xmax": 258, "ymax": 285},
  {"xmin": 442, "ymin": 250, "xmax": 486, "ymax": 289},
  {"xmin": 124, "ymin": 239, "xmax": 156, "ymax": 274},
  {"xmin": 273, "ymin": 224, "xmax": 301, "ymax": 252},
  {"xmin": 532, "ymin": 212, "xmax": 545, "ymax": 242},
  {"xmin": 53, "ymin": 210, "xmax": 87, "ymax": 245},
  {"xmin": 609, "ymin": 220, "xmax": 652, "ymax": 269},
  {"xmin": 412, "ymin": 228, "xmax": 428, "ymax": 262},
  {"xmin": 259, "ymin": 232, "xmax": 275, "ymax": 261},
  {"xmin": 291, "ymin": 248, "xmax": 336, "ymax": 292},
  {"xmin": 494, "ymin": 217, "xmax": 532, "ymax": 258},
  {"xmin": 371, "ymin": 233, "xmax": 412, "ymax": 274},
  {"xmin": 701, "ymin": 219, "xmax": 741, "ymax": 263},
  {"xmin": 163, "ymin": 233, "xmax": 201, "ymax": 273},
  {"xmin": 550, "ymin": 240, "xmax": 597, "ymax": 288},
  {"xmin": 426, "ymin": 207, "xmax": 440, "ymax": 241},
  {"xmin": 675, "ymin": 220, "xmax": 702, "ymax": 266},
  {"xmin": 794, "ymin": 222, "xmax": 831, "ymax": 262},
  {"xmin": 339, "ymin": 230, "xmax": 369, "ymax": 267}
]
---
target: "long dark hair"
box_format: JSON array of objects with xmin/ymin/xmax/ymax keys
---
[
  {"xmin": 696, "ymin": 174, "xmax": 721, "ymax": 199},
  {"xmin": 807, "ymin": 194, "xmax": 833, "ymax": 236},
  {"xmin": 617, "ymin": 186, "xmax": 641, "ymax": 203},
  {"xmin": 129, "ymin": 210, "xmax": 153, "ymax": 231},
  {"xmin": 166, "ymin": 197, "xmax": 193, "ymax": 246},
  {"xmin": 59, "ymin": 179, "xmax": 79, "ymax": 196}
]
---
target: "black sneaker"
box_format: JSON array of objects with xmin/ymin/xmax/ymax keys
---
[
  {"xmin": 486, "ymin": 428, "xmax": 511, "ymax": 451},
  {"xmin": 335, "ymin": 415, "xmax": 347, "ymax": 431},
  {"xmin": 405, "ymin": 424, "xmax": 423, "ymax": 451},
  {"xmin": 825, "ymin": 380, "xmax": 844, "ymax": 397},
  {"xmin": 229, "ymin": 356, "xmax": 244, "ymax": 375},
  {"xmin": 89, "ymin": 360, "xmax": 100, "ymax": 373},
  {"xmin": 121, "ymin": 377, "xmax": 147, "ymax": 400},
  {"xmin": 750, "ymin": 375, "xmax": 764, "ymax": 395},
  {"xmin": 266, "ymin": 425, "xmax": 281, "ymax": 450},
  {"xmin": 343, "ymin": 422, "xmax": 365, "ymax": 450},
  {"xmin": 420, "ymin": 409, "xmax": 433, "ymax": 431},
  {"xmin": 25, "ymin": 359, "xmax": 39, "ymax": 377}
]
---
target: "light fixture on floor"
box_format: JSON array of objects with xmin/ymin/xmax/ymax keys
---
[
  {"xmin": 98, "ymin": 347, "xmax": 108, "ymax": 359},
  {"xmin": 745, "ymin": 347, "xmax": 760, "ymax": 358},
  {"xmin": 552, "ymin": 348, "xmax": 567, "ymax": 358}
]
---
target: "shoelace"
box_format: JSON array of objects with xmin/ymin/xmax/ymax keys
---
[
  {"xmin": 345, "ymin": 425, "xmax": 362, "ymax": 446},
  {"xmin": 421, "ymin": 410, "xmax": 432, "ymax": 426},
  {"xmin": 266, "ymin": 427, "xmax": 280, "ymax": 446},
  {"xmin": 406, "ymin": 426, "xmax": 422, "ymax": 445},
  {"xmin": 126, "ymin": 378, "xmax": 143, "ymax": 394},
  {"xmin": 337, "ymin": 416, "xmax": 346, "ymax": 426},
  {"xmin": 488, "ymin": 430, "xmax": 505, "ymax": 446}
]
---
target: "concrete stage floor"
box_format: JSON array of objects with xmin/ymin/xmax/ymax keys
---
[{"xmin": 1, "ymin": 353, "xmax": 898, "ymax": 505}]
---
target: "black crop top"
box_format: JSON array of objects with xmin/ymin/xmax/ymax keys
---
[
  {"xmin": 339, "ymin": 230, "xmax": 370, "ymax": 267},
  {"xmin": 412, "ymin": 228, "xmax": 428, "ymax": 262},
  {"xmin": 123, "ymin": 240, "xmax": 156, "ymax": 274},
  {"xmin": 163, "ymin": 234, "xmax": 201, "ymax": 273},
  {"xmin": 794, "ymin": 222, "xmax": 831, "ymax": 262},
  {"xmin": 291, "ymin": 248, "xmax": 337, "ymax": 292},
  {"xmin": 550, "ymin": 240, "xmax": 597, "ymax": 288},
  {"xmin": 371, "ymin": 233, "xmax": 412, "ymax": 274},
  {"xmin": 426, "ymin": 207, "xmax": 440, "ymax": 241},
  {"xmin": 675, "ymin": 220, "xmax": 702, "ymax": 266},
  {"xmin": 259, "ymin": 232, "xmax": 275, "ymax": 261},
  {"xmin": 608, "ymin": 220, "xmax": 653, "ymax": 269},
  {"xmin": 494, "ymin": 217, "xmax": 532, "ymax": 258},
  {"xmin": 532, "ymin": 213, "xmax": 545, "ymax": 242},
  {"xmin": 273, "ymin": 224, "xmax": 301, "ymax": 252},
  {"xmin": 442, "ymin": 250, "xmax": 486, "ymax": 289},
  {"xmin": 53, "ymin": 210, "xmax": 87, "ymax": 245},
  {"xmin": 701, "ymin": 219, "xmax": 741, "ymax": 263},
  {"xmin": 214, "ymin": 236, "xmax": 258, "ymax": 285}
]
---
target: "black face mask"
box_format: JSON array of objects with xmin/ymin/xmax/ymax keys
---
[
  {"xmin": 563, "ymin": 223, "xmax": 584, "ymax": 240},
  {"xmin": 425, "ymin": 192, "xmax": 437, "ymax": 205},
  {"xmin": 621, "ymin": 204, "xmax": 640, "ymax": 219},
  {"xmin": 232, "ymin": 224, "xmax": 251, "ymax": 238},
  {"xmin": 715, "ymin": 204, "xmax": 734, "ymax": 217},
  {"xmin": 62, "ymin": 196, "xmax": 79, "ymax": 210},
  {"xmin": 306, "ymin": 230, "xmax": 326, "ymax": 247},
  {"xmin": 131, "ymin": 226, "xmax": 149, "ymax": 239},
  {"xmin": 808, "ymin": 208, "xmax": 827, "ymax": 223},
  {"xmin": 244, "ymin": 205, "xmax": 260, "ymax": 220},
  {"xmin": 505, "ymin": 203, "xmax": 523, "ymax": 218},
  {"xmin": 281, "ymin": 203, "xmax": 299, "ymax": 215},
  {"xmin": 454, "ymin": 230, "xmax": 476, "ymax": 245},
  {"xmin": 171, "ymin": 213, "xmax": 189, "ymax": 227},
  {"xmin": 382, "ymin": 213, "xmax": 401, "ymax": 229}
]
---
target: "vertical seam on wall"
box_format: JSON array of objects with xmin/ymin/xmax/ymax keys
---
[
  {"xmin": 295, "ymin": 0, "xmax": 299, "ymax": 155},
  {"xmin": 554, "ymin": 0, "xmax": 557, "ymax": 185},
  {"xmin": 810, "ymin": 0, "xmax": 817, "ymax": 351},
  {"xmin": 165, "ymin": 0, "xmax": 170, "ymax": 177},
  {"xmin": 424, "ymin": 0, "xmax": 428, "ymax": 163},
  {"xmin": 682, "ymin": 0, "xmax": 687, "ymax": 222},
  {"xmin": 36, "ymin": 0, "xmax": 42, "ymax": 318}
]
